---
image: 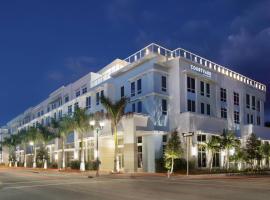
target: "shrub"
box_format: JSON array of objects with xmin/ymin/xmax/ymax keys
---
[
  {"xmin": 155, "ymin": 157, "xmax": 195, "ymax": 172},
  {"xmin": 85, "ymin": 161, "xmax": 98, "ymax": 170},
  {"xmin": 70, "ymin": 160, "xmax": 80, "ymax": 169},
  {"xmin": 49, "ymin": 162, "xmax": 58, "ymax": 169}
]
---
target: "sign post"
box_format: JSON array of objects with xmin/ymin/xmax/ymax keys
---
[{"xmin": 182, "ymin": 132, "xmax": 194, "ymax": 176}]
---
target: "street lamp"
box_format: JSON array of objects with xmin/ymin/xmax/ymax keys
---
[
  {"xmin": 182, "ymin": 132, "xmax": 194, "ymax": 176},
  {"xmin": 89, "ymin": 120, "xmax": 105, "ymax": 176}
]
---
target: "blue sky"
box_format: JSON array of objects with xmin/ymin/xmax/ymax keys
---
[{"xmin": 0, "ymin": 0, "xmax": 270, "ymax": 125}]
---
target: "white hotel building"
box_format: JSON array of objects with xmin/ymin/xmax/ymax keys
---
[{"xmin": 1, "ymin": 43, "xmax": 269, "ymax": 172}]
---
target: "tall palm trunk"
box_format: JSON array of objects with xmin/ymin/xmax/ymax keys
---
[
  {"xmin": 113, "ymin": 126, "xmax": 119, "ymax": 173},
  {"xmin": 62, "ymin": 138, "xmax": 65, "ymax": 169},
  {"xmin": 80, "ymin": 134, "xmax": 85, "ymax": 171},
  {"xmin": 24, "ymin": 144, "xmax": 27, "ymax": 168},
  {"xmin": 33, "ymin": 144, "xmax": 37, "ymax": 168}
]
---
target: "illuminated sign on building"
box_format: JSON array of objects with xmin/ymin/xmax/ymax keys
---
[{"xmin": 190, "ymin": 65, "xmax": 212, "ymax": 78}]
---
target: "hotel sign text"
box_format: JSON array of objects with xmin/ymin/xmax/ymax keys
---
[{"xmin": 190, "ymin": 65, "xmax": 212, "ymax": 78}]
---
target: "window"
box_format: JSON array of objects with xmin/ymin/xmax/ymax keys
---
[
  {"xmin": 121, "ymin": 86, "xmax": 125, "ymax": 98},
  {"xmin": 252, "ymin": 96, "xmax": 256, "ymax": 110},
  {"xmin": 132, "ymin": 103, "xmax": 136, "ymax": 112},
  {"xmin": 200, "ymin": 81, "xmax": 204, "ymax": 96},
  {"xmin": 197, "ymin": 134, "xmax": 206, "ymax": 167},
  {"xmin": 54, "ymin": 112, "xmax": 57, "ymax": 119},
  {"xmin": 162, "ymin": 135, "xmax": 167, "ymax": 143},
  {"xmin": 137, "ymin": 137, "xmax": 143, "ymax": 168},
  {"xmin": 76, "ymin": 90, "xmax": 80, "ymax": 97},
  {"xmin": 65, "ymin": 96, "xmax": 69, "ymax": 103},
  {"xmin": 161, "ymin": 76, "xmax": 167, "ymax": 92},
  {"xmin": 234, "ymin": 92, "xmax": 239, "ymax": 106},
  {"xmin": 86, "ymin": 96, "xmax": 91, "ymax": 109},
  {"xmin": 68, "ymin": 105, "xmax": 72, "ymax": 115},
  {"xmin": 96, "ymin": 92, "xmax": 100, "ymax": 105},
  {"xmin": 162, "ymin": 99, "xmax": 167, "ymax": 115},
  {"xmin": 201, "ymin": 103, "xmax": 205, "ymax": 114},
  {"xmin": 187, "ymin": 100, "xmax": 196, "ymax": 112},
  {"xmin": 213, "ymin": 152, "xmax": 220, "ymax": 168},
  {"xmin": 220, "ymin": 88, "xmax": 227, "ymax": 102},
  {"xmin": 131, "ymin": 82, "xmax": 135, "ymax": 97},
  {"xmin": 137, "ymin": 79, "xmax": 142, "ymax": 94},
  {"xmin": 206, "ymin": 83, "xmax": 210, "ymax": 97},
  {"xmin": 74, "ymin": 102, "xmax": 79, "ymax": 110},
  {"xmin": 221, "ymin": 108, "xmax": 227, "ymax": 119},
  {"xmin": 246, "ymin": 94, "xmax": 250, "ymax": 109},
  {"xmin": 137, "ymin": 101, "xmax": 142, "ymax": 113},
  {"xmin": 100, "ymin": 90, "xmax": 104, "ymax": 98},
  {"xmin": 257, "ymin": 101, "xmax": 261, "ymax": 112},
  {"xmin": 257, "ymin": 116, "xmax": 261, "ymax": 126},
  {"xmin": 82, "ymin": 87, "xmax": 87, "ymax": 94},
  {"xmin": 250, "ymin": 114, "xmax": 254, "ymax": 124},
  {"xmin": 47, "ymin": 107, "xmax": 50, "ymax": 113},
  {"xmin": 207, "ymin": 104, "xmax": 210, "ymax": 115},
  {"xmin": 247, "ymin": 114, "xmax": 250, "ymax": 124},
  {"xmin": 187, "ymin": 77, "xmax": 195, "ymax": 93},
  {"xmin": 198, "ymin": 142, "xmax": 206, "ymax": 167},
  {"xmin": 234, "ymin": 111, "xmax": 240, "ymax": 124},
  {"xmin": 58, "ymin": 110, "xmax": 62, "ymax": 119}
]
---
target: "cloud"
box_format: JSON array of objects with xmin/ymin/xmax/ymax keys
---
[
  {"xmin": 47, "ymin": 71, "xmax": 64, "ymax": 81},
  {"xmin": 46, "ymin": 56, "xmax": 96, "ymax": 82}
]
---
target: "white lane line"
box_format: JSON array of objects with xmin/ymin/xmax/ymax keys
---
[
  {"xmin": 2, "ymin": 178, "xmax": 87, "ymax": 185},
  {"xmin": 2, "ymin": 179, "xmax": 124, "ymax": 190}
]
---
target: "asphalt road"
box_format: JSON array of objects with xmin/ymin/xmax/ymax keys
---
[{"xmin": 0, "ymin": 168, "xmax": 270, "ymax": 200}]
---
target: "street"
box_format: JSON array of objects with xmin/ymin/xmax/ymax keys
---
[{"xmin": 0, "ymin": 168, "xmax": 270, "ymax": 200}]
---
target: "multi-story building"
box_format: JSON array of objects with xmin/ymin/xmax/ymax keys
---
[{"xmin": 1, "ymin": 43, "xmax": 269, "ymax": 172}]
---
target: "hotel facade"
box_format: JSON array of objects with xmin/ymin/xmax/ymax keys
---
[{"xmin": 1, "ymin": 43, "xmax": 269, "ymax": 172}]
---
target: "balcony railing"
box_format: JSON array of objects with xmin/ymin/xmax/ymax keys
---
[{"xmin": 90, "ymin": 43, "xmax": 266, "ymax": 92}]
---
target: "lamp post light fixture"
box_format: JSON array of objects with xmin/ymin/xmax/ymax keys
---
[
  {"xmin": 89, "ymin": 120, "xmax": 105, "ymax": 177},
  {"xmin": 182, "ymin": 132, "xmax": 194, "ymax": 176}
]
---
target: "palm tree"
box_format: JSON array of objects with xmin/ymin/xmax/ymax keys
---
[
  {"xmin": 18, "ymin": 129, "xmax": 30, "ymax": 168},
  {"xmin": 1, "ymin": 137, "xmax": 14, "ymax": 167},
  {"xmin": 38, "ymin": 124, "xmax": 57, "ymax": 169},
  {"xmin": 230, "ymin": 147, "xmax": 247, "ymax": 170},
  {"xmin": 50, "ymin": 116, "xmax": 73, "ymax": 169},
  {"xmin": 70, "ymin": 108, "xmax": 91, "ymax": 171},
  {"xmin": 27, "ymin": 127, "xmax": 43, "ymax": 168},
  {"xmin": 220, "ymin": 130, "xmax": 238, "ymax": 170},
  {"xmin": 206, "ymin": 136, "xmax": 221, "ymax": 172},
  {"xmin": 100, "ymin": 95, "xmax": 128, "ymax": 172}
]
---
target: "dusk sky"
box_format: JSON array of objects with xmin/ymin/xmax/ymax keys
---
[{"xmin": 0, "ymin": 0, "xmax": 269, "ymax": 126}]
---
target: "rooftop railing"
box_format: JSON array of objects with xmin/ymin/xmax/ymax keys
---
[{"xmin": 91, "ymin": 43, "xmax": 266, "ymax": 91}]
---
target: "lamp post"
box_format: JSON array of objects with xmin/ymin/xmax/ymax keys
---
[
  {"xmin": 182, "ymin": 132, "xmax": 194, "ymax": 176},
  {"xmin": 90, "ymin": 120, "xmax": 105, "ymax": 177}
]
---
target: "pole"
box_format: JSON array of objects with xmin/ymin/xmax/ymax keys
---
[{"xmin": 187, "ymin": 137, "xmax": 189, "ymax": 176}]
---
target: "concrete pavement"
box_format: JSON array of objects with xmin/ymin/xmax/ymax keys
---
[{"xmin": 0, "ymin": 167, "xmax": 270, "ymax": 200}]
